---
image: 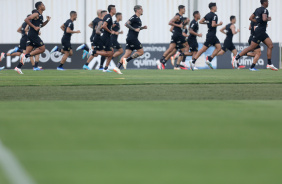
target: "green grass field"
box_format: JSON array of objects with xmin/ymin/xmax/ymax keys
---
[{"xmin": 0, "ymin": 69, "xmax": 282, "ymax": 184}]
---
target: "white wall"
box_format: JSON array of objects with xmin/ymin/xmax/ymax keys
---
[{"xmin": 0, "ymin": 0, "xmax": 281, "ymax": 44}]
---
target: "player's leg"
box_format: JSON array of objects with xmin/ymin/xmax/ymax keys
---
[
  {"xmin": 57, "ymin": 50, "xmax": 70, "ymax": 71},
  {"xmin": 157, "ymin": 43, "xmax": 177, "ymax": 68},
  {"xmin": 216, "ymin": 49, "xmax": 225, "ymax": 56},
  {"xmin": 115, "ymin": 49, "xmax": 133, "ymax": 72},
  {"xmin": 263, "ymin": 37, "xmax": 278, "ymax": 71},
  {"xmin": 235, "ymin": 41, "xmax": 259, "ymax": 61},
  {"xmin": 113, "ymin": 48, "xmax": 124, "ymax": 58},
  {"xmin": 249, "ymin": 48, "xmax": 262, "ymax": 71},
  {"xmin": 103, "ymin": 48, "xmax": 114, "ymax": 72}
]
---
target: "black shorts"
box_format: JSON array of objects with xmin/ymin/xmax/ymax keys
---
[
  {"xmin": 248, "ymin": 36, "xmax": 261, "ymax": 50},
  {"xmin": 252, "ymin": 29, "xmax": 269, "ymax": 44},
  {"xmin": 90, "ymin": 35, "xmax": 95, "ymax": 47},
  {"xmin": 101, "ymin": 35, "xmax": 113, "ymax": 51},
  {"xmin": 204, "ymin": 35, "xmax": 220, "ymax": 47},
  {"xmin": 26, "ymin": 35, "xmax": 44, "ymax": 48},
  {"xmin": 111, "ymin": 37, "xmax": 122, "ymax": 50},
  {"xmin": 171, "ymin": 34, "xmax": 186, "ymax": 45},
  {"xmin": 188, "ymin": 38, "xmax": 198, "ymax": 52},
  {"xmin": 61, "ymin": 38, "xmax": 72, "ymax": 51},
  {"xmin": 126, "ymin": 38, "xmax": 143, "ymax": 51},
  {"xmin": 93, "ymin": 36, "xmax": 104, "ymax": 51},
  {"xmin": 222, "ymin": 40, "xmax": 236, "ymax": 52},
  {"xmin": 19, "ymin": 35, "xmax": 28, "ymax": 50}
]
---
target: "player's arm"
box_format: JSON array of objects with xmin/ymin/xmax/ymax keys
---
[
  {"xmin": 88, "ymin": 22, "xmax": 93, "ymax": 28},
  {"xmin": 199, "ymin": 18, "xmax": 207, "ymax": 24},
  {"xmin": 66, "ymin": 27, "xmax": 80, "ymax": 34},
  {"xmin": 249, "ymin": 24, "xmax": 252, "ymax": 30},
  {"xmin": 169, "ymin": 15, "xmax": 182, "ymax": 28},
  {"xmin": 262, "ymin": 12, "xmax": 271, "ymax": 21},
  {"xmin": 140, "ymin": 26, "xmax": 147, "ymax": 30},
  {"xmin": 220, "ymin": 26, "xmax": 226, "ymax": 34},
  {"xmin": 182, "ymin": 31, "xmax": 189, "ymax": 37},
  {"xmin": 25, "ymin": 25, "xmax": 29, "ymax": 33},
  {"xmin": 230, "ymin": 25, "xmax": 239, "ymax": 35},
  {"xmin": 102, "ymin": 21, "xmax": 113, "ymax": 34},
  {"xmin": 170, "ymin": 26, "xmax": 174, "ymax": 32},
  {"xmin": 189, "ymin": 28, "xmax": 202, "ymax": 37},
  {"xmin": 17, "ymin": 26, "xmax": 22, "ymax": 33},
  {"xmin": 249, "ymin": 14, "xmax": 256, "ymax": 23},
  {"xmin": 212, "ymin": 20, "xmax": 223, "ymax": 27},
  {"xmin": 41, "ymin": 16, "xmax": 51, "ymax": 28},
  {"xmin": 60, "ymin": 24, "xmax": 65, "ymax": 31},
  {"xmin": 96, "ymin": 21, "xmax": 103, "ymax": 35},
  {"xmin": 25, "ymin": 13, "xmax": 40, "ymax": 31},
  {"xmin": 125, "ymin": 20, "xmax": 140, "ymax": 32}
]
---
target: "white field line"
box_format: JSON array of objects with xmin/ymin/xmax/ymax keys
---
[{"xmin": 0, "ymin": 139, "xmax": 36, "ymax": 184}]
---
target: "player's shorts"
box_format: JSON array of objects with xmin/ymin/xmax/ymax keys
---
[
  {"xmin": 26, "ymin": 35, "xmax": 44, "ymax": 48},
  {"xmin": 204, "ymin": 35, "xmax": 220, "ymax": 47},
  {"xmin": 171, "ymin": 34, "xmax": 186, "ymax": 45},
  {"xmin": 188, "ymin": 38, "xmax": 198, "ymax": 52},
  {"xmin": 19, "ymin": 35, "xmax": 28, "ymax": 50},
  {"xmin": 61, "ymin": 38, "xmax": 72, "ymax": 51},
  {"xmin": 248, "ymin": 36, "xmax": 261, "ymax": 50},
  {"xmin": 111, "ymin": 37, "xmax": 122, "ymax": 50},
  {"xmin": 93, "ymin": 36, "xmax": 104, "ymax": 51},
  {"xmin": 252, "ymin": 29, "xmax": 269, "ymax": 44},
  {"xmin": 222, "ymin": 40, "xmax": 236, "ymax": 52},
  {"xmin": 176, "ymin": 42, "xmax": 185, "ymax": 50},
  {"xmin": 101, "ymin": 36, "xmax": 113, "ymax": 51},
  {"xmin": 126, "ymin": 38, "xmax": 143, "ymax": 51},
  {"xmin": 90, "ymin": 35, "xmax": 95, "ymax": 47}
]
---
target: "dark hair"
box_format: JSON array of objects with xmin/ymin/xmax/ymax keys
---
[
  {"xmin": 209, "ymin": 2, "xmax": 216, "ymax": 9},
  {"xmin": 178, "ymin": 5, "xmax": 185, "ymax": 11},
  {"xmin": 193, "ymin": 11, "xmax": 199, "ymax": 17},
  {"xmin": 260, "ymin": 0, "xmax": 268, "ymax": 4},
  {"xmin": 230, "ymin": 15, "xmax": 236, "ymax": 21},
  {"xmin": 35, "ymin": 1, "xmax": 42, "ymax": 10},
  {"xmin": 27, "ymin": 14, "xmax": 31, "ymax": 17},
  {"xmin": 116, "ymin": 12, "xmax": 122, "ymax": 17},
  {"xmin": 108, "ymin": 5, "xmax": 115, "ymax": 13},
  {"xmin": 101, "ymin": 10, "xmax": 107, "ymax": 14},
  {"xmin": 134, "ymin": 5, "xmax": 142, "ymax": 12},
  {"xmin": 70, "ymin": 11, "xmax": 77, "ymax": 16},
  {"xmin": 32, "ymin": 9, "xmax": 37, "ymax": 14}
]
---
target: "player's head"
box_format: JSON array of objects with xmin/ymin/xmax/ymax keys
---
[
  {"xmin": 97, "ymin": 9, "xmax": 102, "ymax": 17},
  {"xmin": 108, "ymin": 5, "xmax": 116, "ymax": 15},
  {"xmin": 70, "ymin": 11, "xmax": 77, "ymax": 21},
  {"xmin": 193, "ymin": 11, "xmax": 200, "ymax": 19},
  {"xmin": 134, "ymin": 5, "xmax": 143, "ymax": 15},
  {"xmin": 182, "ymin": 17, "xmax": 189, "ymax": 26},
  {"xmin": 116, "ymin": 12, "xmax": 122, "ymax": 21},
  {"xmin": 209, "ymin": 2, "xmax": 217, "ymax": 12},
  {"xmin": 35, "ymin": 1, "xmax": 45, "ymax": 11},
  {"xmin": 178, "ymin": 5, "xmax": 185, "ymax": 14},
  {"xmin": 261, "ymin": 0, "xmax": 269, "ymax": 7},
  {"xmin": 101, "ymin": 10, "xmax": 107, "ymax": 19},
  {"xmin": 230, "ymin": 15, "xmax": 236, "ymax": 23}
]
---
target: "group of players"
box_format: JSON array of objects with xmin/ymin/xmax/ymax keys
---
[{"xmin": 0, "ymin": 0, "xmax": 278, "ymax": 75}]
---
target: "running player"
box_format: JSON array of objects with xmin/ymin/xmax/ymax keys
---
[
  {"xmin": 82, "ymin": 10, "xmax": 107, "ymax": 70},
  {"xmin": 50, "ymin": 11, "xmax": 81, "ymax": 70},
  {"xmin": 190, "ymin": 2, "xmax": 223, "ymax": 71},
  {"xmin": 111, "ymin": 12, "xmax": 124, "ymax": 60},
  {"xmin": 216, "ymin": 16, "xmax": 245, "ymax": 69},
  {"xmin": 234, "ymin": 0, "xmax": 278, "ymax": 71},
  {"xmin": 156, "ymin": 5, "xmax": 186, "ymax": 70},
  {"xmin": 113, "ymin": 5, "xmax": 147, "ymax": 75},
  {"xmin": 15, "ymin": 1, "xmax": 51, "ymax": 74}
]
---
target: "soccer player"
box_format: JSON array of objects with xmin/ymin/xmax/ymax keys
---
[
  {"xmin": 216, "ymin": 16, "xmax": 245, "ymax": 69},
  {"xmin": 234, "ymin": 0, "xmax": 278, "ymax": 71},
  {"xmin": 156, "ymin": 5, "xmax": 187, "ymax": 70},
  {"xmin": 188, "ymin": 11, "xmax": 202, "ymax": 60},
  {"xmin": 111, "ymin": 12, "xmax": 124, "ymax": 60},
  {"xmin": 15, "ymin": 1, "xmax": 51, "ymax": 74},
  {"xmin": 113, "ymin": 5, "xmax": 147, "ymax": 75},
  {"xmin": 189, "ymin": 2, "xmax": 223, "ymax": 71},
  {"xmin": 77, "ymin": 9, "xmax": 107, "ymax": 70},
  {"xmin": 50, "ymin": 11, "xmax": 81, "ymax": 70}
]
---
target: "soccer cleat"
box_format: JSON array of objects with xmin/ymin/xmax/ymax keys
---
[
  {"xmin": 0, "ymin": 66, "xmax": 5, "ymax": 71},
  {"xmin": 33, "ymin": 67, "xmax": 43, "ymax": 71},
  {"xmin": 180, "ymin": 65, "xmax": 188, "ymax": 70},
  {"xmin": 232, "ymin": 56, "xmax": 236, "ymax": 69},
  {"xmin": 14, "ymin": 67, "xmax": 24, "ymax": 74},
  {"xmin": 238, "ymin": 65, "xmax": 246, "ymax": 69},
  {"xmin": 189, "ymin": 60, "xmax": 195, "ymax": 71},
  {"xmin": 20, "ymin": 53, "xmax": 25, "ymax": 65},
  {"xmin": 249, "ymin": 68, "xmax": 259, "ymax": 71},
  {"xmin": 99, "ymin": 67, "xmax": 104, "ymax": 71},
  {"xmin": 267, "ymin": 64, "xmax": 278, "ymax": 71},
  {"xmin": 50, "ymin": 46, "xmax": 59, "ymax": 54},
  {"xmin": 57, "ymin": 67, "xmax": 65, "ymax": 71},
  {"xmin": 0, "ymin": 52, "xmax": 5, "ymax": 61},
  {"xmin": 122, "ymin": 58, "xmax": 128, "ymax": 69},
  {"xmin": 113, "ymin": 67, "xmax": 123, "ymax": 75},
  {"xmin": 76, "ymin": 44, "xmax": 87, "ymax": 51},
  {"xmin": 8, "ymin": 47, "xmax": 19, "ymax": 55},
  {"xmin": 103, "ymin": 69, "xmax": 112, "ymax": 73},
  {"xmin": 174, "ymin": 67, "xmax": 181, "ymax": 70},
  {"xmin": 82, "ymin": 50, "xmax": 89, "ymax": 59},
  {"xmin": 83, "ymin": 65, "xmax": 91, "ymax": 70},
  {"xmin": 156, "ymin": 60, "xmax": 162, "ymax": 70},
  {"xmin": 194, "ymin": 67, "xmax": 199, "ymax": 70},
  {"xmin": 161, "ymin": 63, "xmax": 165, "ymax": 70},
  {"xmin": 171, "ymin": 56, "xmax": 175, "ymax": 66},
  {"xmin": 205, "ymin": 60, "xmax": 214, "ymax": 69}
]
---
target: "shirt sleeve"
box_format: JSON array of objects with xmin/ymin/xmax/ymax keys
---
[
  {"xmin": 104, "ymin": 15, "xmax": 112, "ymax": 24},
  {"xmin": 129, "ymin": 16, "xmax": 137, "ymax": 24}
]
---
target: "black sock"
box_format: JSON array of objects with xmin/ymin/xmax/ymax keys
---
[
  {"xmin": 126, "ymin": 57, "xmax": 133, "ymax": 62},
  {"xmin": 251, "ymin": 63, "xmax": 256, "ymax": 69},
  {"xmin": 17, "ymin": 63, "xmax": 23, "ymax": 68},
  {"xmin": 25, "ymin": 54, "xmax": 31, "ymax": 58},
  {"xmin": 4, "ymin": 53, "xmax": 7, "ymax": 57},
  {"xmin": 237, "ymin": 63, "xmax": 240, "ymax": 67},
  {"xmin": 84, "ymin": 44, "xmax": 89, "ymax": 52},
  {"xmin": 176, "ymin": 64, "xmax": 180, "ymax": 67},
  {"xmin": 58, "ymin": 63, "xmax": 63, "ymax": 68},
  {"xmin": 91, "ymin": 50, "xmax": 97, "ymax": 56},
  {"xmin": 268, "ymin": 59, "xmax": 272, "ymax": 65},
  {"xmin": 104, "ymin": 66, "xmax": 108, "ymax": 70},
  {"xmin": 35, "ymin": 61, "xmax": 39, "ymax": 68},
  {"xmin": 192, "ymin": 58, "xmax": 196, "ymax": 64},
  {"xmin": 100, "ymin": 56, "xmax": 106, "ymax": 68},
  {"xmin": 182, "ymin": 56, "xmax": 187, "ymax": 62},
  {"xmin": 85, "ymin": 63, "xmax": 89, "ymax": 66},
  {"xmin": 235, "ymin": 54, "xmax": 241, "ymax": 60},
  {"xmin": 117, "ymin": 62, "xmax": 122, "ymax": 69},
  {"xmin": 160, "ymin": 56, "xmax": 165, "ymax": 63},
  {"xmin": 208, "ymin": 56, "xmax": 213, "ymax": 62}
]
